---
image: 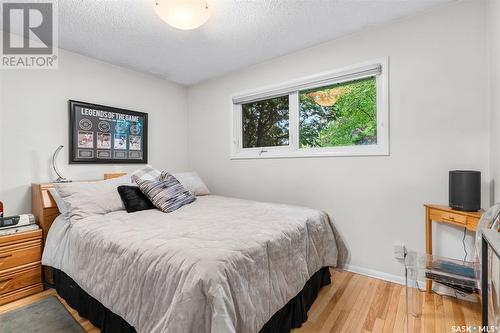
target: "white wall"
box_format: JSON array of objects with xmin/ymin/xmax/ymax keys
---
[
  {"xmin": 489, "ymin": 0, "xmax": 500, "ymax": 202},
  {"xmin": 187, "ymin": 1, "xmax": 489, "ymax": 279},
  {"xmin": 0, "ymin": 1, "xmax": 490, "ymax": 281},
  {"xmin": 0, "ymin": 47, "xmax": 189, "ymax": 215}
]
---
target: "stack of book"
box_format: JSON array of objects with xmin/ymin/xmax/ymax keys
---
[
  {"xmin": 0, "ymin": 214, "xmax": 39, "ymax": 236},
  {"xmin": 0, "ymin": 224, "xmax": 39, "ymax": 236}
]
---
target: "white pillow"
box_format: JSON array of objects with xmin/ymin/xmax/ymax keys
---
[
  {"xmin": 173, "ymin": 172, "xmax": 210, "ymax": 196},
  {"xmin": 49, "ymin": 188, "xmax": 68, "ymax": 217},
  {"xmin": 53, "ymin": 175, "xmax": 132, "ymax": 223}
]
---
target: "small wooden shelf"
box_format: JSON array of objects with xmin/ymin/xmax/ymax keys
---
[{"xmin": 424, "ymin": 204, "xmax": 484, "ymax": 293}]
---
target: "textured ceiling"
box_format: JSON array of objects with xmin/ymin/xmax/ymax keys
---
[{"xmin": 17, "ymin": 0, "xmax": 456, "ymax": 85}]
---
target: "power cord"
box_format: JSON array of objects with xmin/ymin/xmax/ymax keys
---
[{"xmin": 462, "ymin": 227, "xmax": 468, "ymax": 262}]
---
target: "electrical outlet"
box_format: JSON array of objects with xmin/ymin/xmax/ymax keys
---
[{"xmin": 394, "ymin": 243, "xmax": 406, "ymax": 260}]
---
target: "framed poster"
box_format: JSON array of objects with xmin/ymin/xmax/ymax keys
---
[{"xmin": 69, "ymin": 100, "xmax": 148, "ymax": 164}]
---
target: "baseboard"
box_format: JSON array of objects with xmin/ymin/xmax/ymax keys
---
[
  {"xmin": 344, "ymin": 264, "xmax": 405, "ymax": 285},
  {"xmin": 344, "ymin": 264, "xmax": 478, "ymax": 302}
]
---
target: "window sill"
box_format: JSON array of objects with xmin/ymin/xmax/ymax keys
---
[{"xmin": 230, "ymin": 145, "xmax": 389, "ymax": 160}]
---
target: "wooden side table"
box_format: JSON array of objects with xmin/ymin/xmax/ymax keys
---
[
  {"xmin": 0, "ymin": 229, "xmax": 43, "ymax": 305},
  {"xmin": 424, "ymin": 204, "xmax": 483, "ymax": 292}
]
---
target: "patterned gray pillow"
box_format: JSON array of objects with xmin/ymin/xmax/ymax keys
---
[
  {"xmin": 131, "ymin": 165, "xmax": 161, "ymax": 183},
  {"xmin": 137, "ymin": 171, "xmax": 196, "ymax": 213}
]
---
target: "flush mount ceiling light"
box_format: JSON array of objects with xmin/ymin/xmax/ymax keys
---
[{"xmin": 154, "ymin": 0, "xmax": 211, "ymax": 30}]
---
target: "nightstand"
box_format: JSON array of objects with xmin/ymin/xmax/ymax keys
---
[
  {"xmin": 424, "ymin": 204, "xmax": 484, "ymax": 292},
  {"xmin": 0, "ymin": 229, "xmax": 43, "ymax": 305}
]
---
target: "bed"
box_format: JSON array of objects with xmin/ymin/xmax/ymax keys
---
[{"xmin": 32, "ymin": 174, "xmax": 343, "ymax": 333}]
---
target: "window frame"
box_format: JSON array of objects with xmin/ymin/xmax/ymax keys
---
[{"xmin": 231, "ymin": 57, "xmax": 389, "ymax": 159}]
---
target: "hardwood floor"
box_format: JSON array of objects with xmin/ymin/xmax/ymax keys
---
[
  {"xmin": 0, "ymin": 270, "xmax": 480, "ymax": 333},
  {"xmin": 293, "ymin": 270, "xmax": 480, "ymax": 333}
]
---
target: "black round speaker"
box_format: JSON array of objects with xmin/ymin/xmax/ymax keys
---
[{"xmin": 449, "ymin": 170, "xmax": 481, "ymax": 212}]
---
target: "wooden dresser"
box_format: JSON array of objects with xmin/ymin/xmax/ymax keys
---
[{"xmin": 0, "ymin": 229, "xmax": 43, "ymax": 305}]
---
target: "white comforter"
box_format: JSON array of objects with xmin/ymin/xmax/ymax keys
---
[{"xmin": 42, "ymin": 195, "xmax": 339, "ymax": 333}]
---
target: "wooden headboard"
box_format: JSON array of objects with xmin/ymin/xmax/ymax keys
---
[
  {"xmin": 103, "ymin": 172, "xmax": 127, "ymax": 180},
  {"xmin": 31, "ymin": 172, "xmax": 127, "ymax": 242}
]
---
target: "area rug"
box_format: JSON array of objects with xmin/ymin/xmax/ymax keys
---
[{"xmin": 0, "ymin": 295, "xmax": 85, "ymax": 333}]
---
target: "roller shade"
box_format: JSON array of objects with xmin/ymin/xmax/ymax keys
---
[{"xmin": 232, "ymin": 63, "xmax": 382, "ymax": 105}]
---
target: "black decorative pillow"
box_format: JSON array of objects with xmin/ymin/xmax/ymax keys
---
[
  {"xmin": 136, "ymin": 171, "xmax": 196, "ymax": 213},
  {"xmin": 117, "ymin": 185, "xmax": 156, "ymax": 213}
]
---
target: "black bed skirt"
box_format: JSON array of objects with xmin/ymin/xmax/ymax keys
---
[{"xmin": 53, "ymin": 267, "xmax": 331, "ymax": 333}]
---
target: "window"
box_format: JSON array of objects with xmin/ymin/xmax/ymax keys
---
[
  {"xmin": 299, "ymin": 77, "xmax": 377, "ymax": 148},
  {"xmin": 231, "ymin": 58, "xmax": 388, "ymax": 159},
  {"xmin": 242, "ymin": 95, "xmax": 289, "ymax": 148}
]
